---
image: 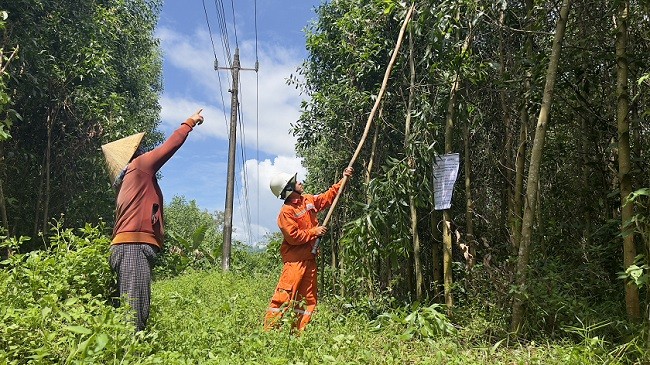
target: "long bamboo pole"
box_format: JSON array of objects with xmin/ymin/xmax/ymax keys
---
[{"xmin": 312, "ymin": 4, "xmax": 415, "ymax": 255}]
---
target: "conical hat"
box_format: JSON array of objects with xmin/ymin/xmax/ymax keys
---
[{"xmin": 101, "ymin": 132, "xmax": 145, "ymax": 181}]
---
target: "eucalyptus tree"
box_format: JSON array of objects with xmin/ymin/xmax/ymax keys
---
[
  {"xmin": 297, "ymin": 0, "xmax": 404, "ymax": 296},
  {"xmin": 1, "ymin": 0, "xmax": 163, "ymax": 242},
  {"xmin": 297, "ymin": 0, "xmax": 489, "ymax": 302},
  {"xmin": 615, "ymin": 0, "xmax": 640, "ymax": 322},
  {"xmin": 511, "ymin": 0, "xmax": 572, "ymax": 333},
  {"xmin": 0, "ymin": 9, "xmax": 19, "ymax": 260},
  {"xmin": 521, "ymin": 0, "xmax": 649, "ymax": 329},
  {"xmin": 296, "ymin": 0, "xmax": 649, "ymax": 340},
  {"xmin": 0, "ymin": 9, "xmax": 19, "ymax": 233}
]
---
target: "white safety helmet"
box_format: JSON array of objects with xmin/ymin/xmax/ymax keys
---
[{"xmin": 270, "ymin": 172, "xmax": 297, "ymax": 199}]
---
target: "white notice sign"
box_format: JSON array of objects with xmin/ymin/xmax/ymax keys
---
[{"xmin": 433, "ymin": 153, "xmax": 460, "ymax": 210}]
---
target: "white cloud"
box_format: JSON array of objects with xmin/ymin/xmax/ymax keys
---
[
  {"xmin": 156, "ymin": 25, "xmax": 312, "ymax": 246},
  {"xmin": 157, "ymin": 26, "xmax": 303, "ymax": 157},
  {"xmin": 160, "ymin": 95, "xmax": 229, "ymax": 140},
  {"xmin": 232, "ymin": 156, "xmax": 307, "ymax": 246}
]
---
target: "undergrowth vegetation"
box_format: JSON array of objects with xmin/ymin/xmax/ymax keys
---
[{"xmin": 0, "ymin": 225, "xmax": 646, "ymax": 364}]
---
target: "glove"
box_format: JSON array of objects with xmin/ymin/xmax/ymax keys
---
[{"xmin": 186, "ymin": 108, "xmax": 204, "ymax": 127}]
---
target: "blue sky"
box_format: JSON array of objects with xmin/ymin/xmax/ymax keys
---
[{"xmin": 155, "ymin": 1, "xmax": 321, "ymax": 246}]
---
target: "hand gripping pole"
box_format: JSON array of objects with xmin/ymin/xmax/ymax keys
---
[{"xmin": 312, "ymin": 4, "xmax": 415, "ymax": 255}]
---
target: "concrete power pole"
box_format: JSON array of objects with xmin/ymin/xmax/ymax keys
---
[{"xmin": 217, "ymin": 48, "xmax": 257, "ymax": 271}]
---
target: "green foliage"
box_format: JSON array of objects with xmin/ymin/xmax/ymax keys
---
[
  {"xmin": 263, "ymin": 231, "xmax": 284, "ymax": 264},
  {"xmin": 146, "ymin": 270, "xmax": 639, "ymax": 364},
  {"xmin": 0, "ymin": 221, "xmax": 158, "ymax": 364},
  {"xmin": 157, "ymin": 196, "xmax": 280, "ymax": 278},
  {"xmin": 0, "ymin": 10, "xmax": 20, "ymax": 142},
  {"xmin": 156, "ymin": 196, "xmax": 224, "ymax": 277},
  {"xmin": 0, "ymin": 223, "xmax": 642, "ymax": 363},
  {"xmin": 1, "ymin": 0, "xmax": 163, "ymax": 238},
  {"xmin": 293, "ymin": 0, "xmax": 650, "ymax": 344},
  {"xmin": 618, "ymin": 188, "xmax": 650, "ymax": 296},
  {"xmin": 625, "ymin": 188, "xmax": 650, "ymax": 246},
  {"xmin": 0, "ymin": 0, "xmax": 648, "ymax": 358},
  {"xmin": 620, "ymin": 256, "xmax": 649, "ymax": 289},
  {"xmin": 371, "ymin": 303, "xmax": 457, "ymax": 340}
]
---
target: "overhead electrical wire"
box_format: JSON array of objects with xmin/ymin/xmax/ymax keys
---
[
  {"xmin": 254, "ymin": 0, "xmax": 260, "ymax": 245},
  {"xmin": 254, "ymin": 0, "xmax": 258, "ymax": 63},
  {"xmin": 203, "ymin": 0, "xmax": 231, "ymax": 134},
  {"xmin": 236, "ymin": 105, "xmax": 253, "ymax": 243},
  {"xmin": 230, "ymin": 0, "xmax": 239, "ymax": 48},
  {"xmin": 201, "ymin": 0, "xmax": 219, "ymax": 62},
  {"xmin": 237, "ymin": 79, "xmax": 253, "ymax": 244},
  {"xmin": 204, "ymin": 0, "xmax": 261, "ymax": 245},
  {"xmin": 230, "ymin": 0, "xmax": 260, "ymax": 245},
  {"xmin": 214, "ymin": 0, "xmax": 232, "ymax": 68}
]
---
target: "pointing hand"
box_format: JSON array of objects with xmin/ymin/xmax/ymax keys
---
[{"xmin": 190, "ymin": 108, "xmax": 205, "ymax": 126}]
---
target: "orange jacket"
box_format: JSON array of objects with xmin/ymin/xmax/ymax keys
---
[{"xmin": 278, "ymin": 182, "xmax": 341, "ymax": 262}]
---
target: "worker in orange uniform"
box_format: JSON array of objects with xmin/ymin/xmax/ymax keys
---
[{"xmin": 265, "ymin": 166, "xmax": 353, "ymax": 331}]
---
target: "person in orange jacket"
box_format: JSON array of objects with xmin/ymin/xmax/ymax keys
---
[{"xmin": 264, "ymin": 166, "xmax": 353, "ymax": 331}]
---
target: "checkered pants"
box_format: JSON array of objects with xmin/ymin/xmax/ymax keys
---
[{"xmin": 109, "ymin": 243, "xmax": 158, "ymax": 331}]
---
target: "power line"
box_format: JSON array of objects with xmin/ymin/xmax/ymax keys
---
[
  {"xmin": 201, "ymin": 0, "xmax": 219, "ymax": 62},
  {"xmin": 203, "ymin": 0, "xmax": 231, "ymax": 134},
  {"xmin": 254, "ymin": 0, "xmax": 258, "ymax": 63},
  {"xmin": 230, "ymin": 0, "xmax": 239, "ymax": 48},
  {"xmin": 214, "ymin": 0, "xmax": 232, "ymax": 67},
  {"xmin": 209, "ymin": 0, "xmax": 261, "ymax": 247},
  {"xmin": 237, "ymin": 85, "xmax": 253, "ymax": 244},
  {"xmin": 216, "ymin": 70, "xmax": 230, "ymax": 131},
  {"xmin": 254, "ymin": 0, "xmax": 260, "ymax": 244}
]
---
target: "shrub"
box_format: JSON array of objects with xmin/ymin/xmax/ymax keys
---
[{"xmin": 0, "ymin": 221, "xmax": 155, "ymax": 364}]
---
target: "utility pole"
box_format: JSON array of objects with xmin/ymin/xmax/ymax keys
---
[{"xmin": 217, "ymin": 47, "xmax": 257, "ymax": 271}]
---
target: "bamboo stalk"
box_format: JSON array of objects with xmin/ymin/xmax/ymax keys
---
[{"xmin": 312, "ymin": 4, "xmax": 415, "ymax": 255}]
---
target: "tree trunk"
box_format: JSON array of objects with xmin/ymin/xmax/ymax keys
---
[
  {"xmin": 513, "ymin": 121, "xmax": 527, "ymax": 251},
  {"xmin": 0, "ymin": 143, "xmax": 8, "ymax": 258},
  {"xmin": 0, "ymin": 143, "xmax": 8, "ymax": 232},
  {"xmin": 512, "ymin": 0, "xmax": 534, "ymax": 252},
  {"xmin": 432, "ymin": 210, "xmax": 442, "ymax": 301},
  {"xmin": 33, "ymin": 153, "xmax": 46, "ymax": 237},
  {"xmin": 463, "ymin": 121, "xmax": 475, "ymax": 268},
  {"xmin": 443, "ymin": 73, "xmax": 460, "ymax": 311},
  {"xmin": 580, "ymin": 116, "xmax": 593, "ymax": 252},
  {"xmin": 442, "ymin": 18, "xmax": 473, "ymax": 312},
  {"xmin": 615, "ymin": 0, "xmax": 640, "ymax": 321},
  {"xmin": 498, "ymin": 0, "xmax": 513, "ymax": 251},
  {"xmin": 363, "ymin": 121, "xmax": 380, "ymax": 298},
  {"xmin": 0, "ymin": 47, "xmax": 16, "ymax": 236},
  {"xmin": 405, "ymin": 28, "xmax": 423, "ymax": 300},
  {"xmin": 511, "ymin": 0, "xmax": 572, "ymax": 333},
  {"xmin": 377, "ymin": 111, "xmax": 389, "ymax": 293},
  {"xmin": 42, "ymin": 111, "xmax": 53, "ymax": 233},
  {"xmin": 331, "ymin": 227, "xmax": 338, "ymax": 294}
]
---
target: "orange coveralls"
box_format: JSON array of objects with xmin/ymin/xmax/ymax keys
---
[{"xmin": 264, "ymin": 182, "xmax": 341, "ymax": 330}]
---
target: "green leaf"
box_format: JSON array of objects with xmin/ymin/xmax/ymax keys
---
[
  {"xmin": 638, "ymin": 73, "xmax": 650, "ymax": 85},
  {"xmin": 94, "ymin": 333, "xmax": 109, "ymax": 352},
  {"xmin": 41, "ymin": 307, "xmax": 52, "ymax": 317},
  {"xmin": 491, "ymin": 338, "xmax": 506, "ymax": 353},
  {"xmin": 64, "ymin": 325, "xmax": 92, "ymax": 335},
  {"xmin": 322, "ymin": 355, "xmax": 337, "ymax": 362},
  {"xmin": 398, "ymin": 332, "xmax": 413, "ymax": 341}
]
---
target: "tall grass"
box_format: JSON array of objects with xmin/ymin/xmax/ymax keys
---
[
  {"xmin": 0, "ymin": 225, "xmax": 643, "ymax": 364},
  {"xmin": 146, "ymin": 269, "xmax": 635, "ymax": 364}
]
